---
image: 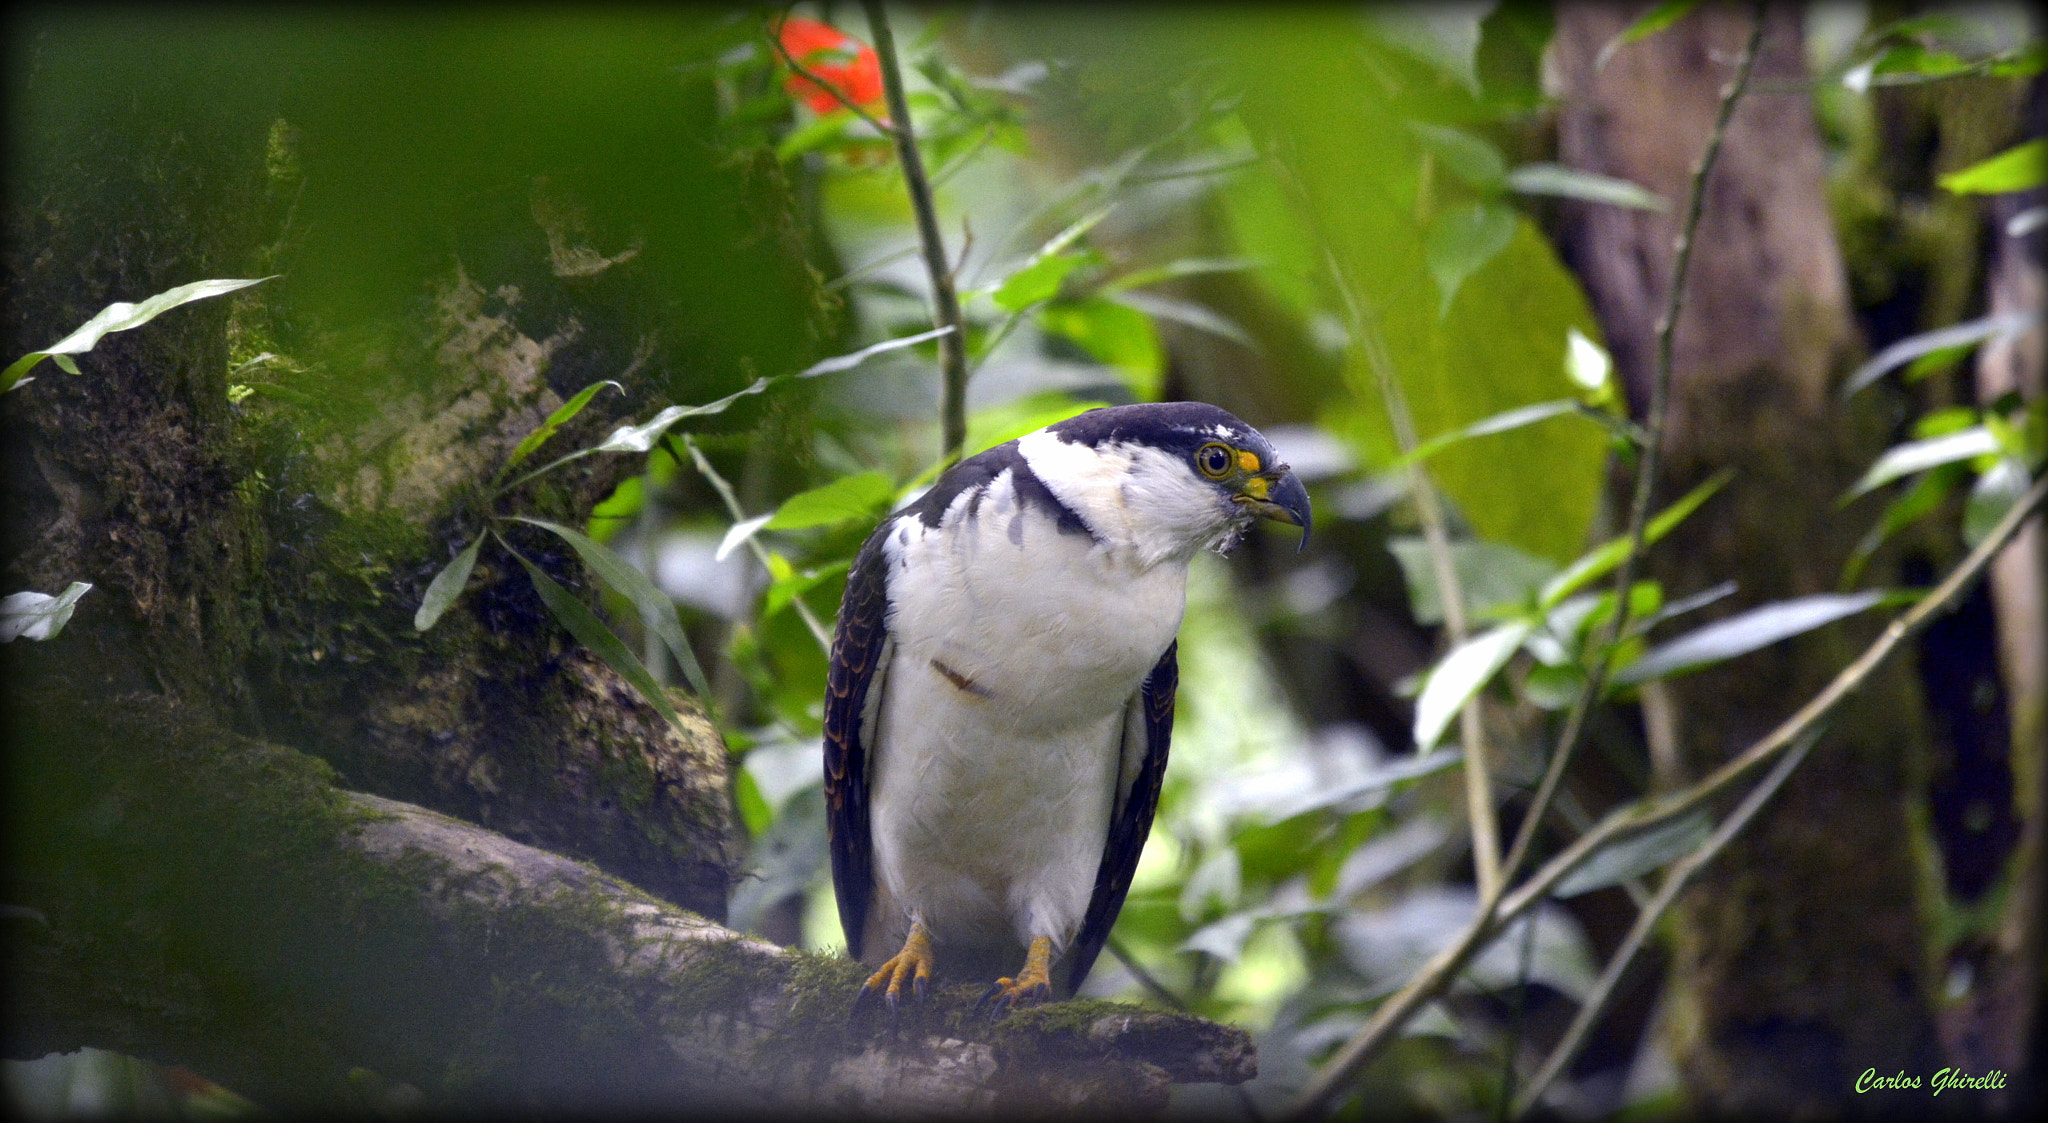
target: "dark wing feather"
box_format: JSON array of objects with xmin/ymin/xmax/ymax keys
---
[
  {"xmin": 823, "ymin": 523, "xmax": 892, "ymax": 959},
  {"xmin": 1063, "ymin": 640, "xmax": 1178, "ymax": 995}
]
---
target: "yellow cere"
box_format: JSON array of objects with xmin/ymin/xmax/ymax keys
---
[
  {"xmin": 1235, "ymin": 450, "xmax": 1262, "ymax": 473},
  {"xmin": 1241, "ymin": 475, "xmax": 1272, "ymax": 499}
]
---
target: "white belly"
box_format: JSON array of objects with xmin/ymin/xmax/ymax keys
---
[{"xmin": 866, "ymin": 474, "xmax": 1186, "ymax": 957}]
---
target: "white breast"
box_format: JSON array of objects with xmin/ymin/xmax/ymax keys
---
[{"xmin": 864, "ymin": 468, "xmax": 1189, "ymax": 958}]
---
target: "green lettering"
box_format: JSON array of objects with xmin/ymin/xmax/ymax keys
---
[{"xmin": 1856, "ymin": 1068, "xmax": 1876, "ymax": 1093}]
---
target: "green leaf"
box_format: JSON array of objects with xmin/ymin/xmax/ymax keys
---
[
  {"xmin": 1104, "ymin": 256, "xmax": 1260, "ymax": 293},
  {"xmin": 1390, "ymin": 399, "xmax": 1581, "ymax": 471},
  {"xmin": 1613, "ymin": 591, "xmax": 1885, "ymax": 686},
  {"xmin": 506, "ymin": 539, "xmax": 683, "ymax": 730},
  {"xmin": 1038, "ymin": 297, "xmax": 1164, "ymax": 397},
  {"xmin": 594, "ymin": 377, "xmax": 773, "ymax": 452},
  {"xmin": 1107, "ymin": 291, "xmax": 1253, "ymax": 349},
  {"xmin": 715, "ymin": 514, "xmax": 773, "ymax": 563},
  {"xmin": 3, "ymin": 276, "xmax": 276, "ymax": 393},
  {"xmin": 775, "ymin": 108, "xmax": 858, "ymax": 162},
  {"xmin": 1565, "ymin": 327, "xmax": 1614, "ymax": 398},
  {"xmin": 993, "ymin": 252, "xmax": 1089, "ymax": 312},
  {"xmin": 1413, "ymin": 621, "xmax": 1533, "ymax": 752},
  {"xmin": 1940, "ymin": 139, "xmax": 2047, "ymax": 195},
  {"xmin": 1842, "ymin": 465, "xmax": 1962, "ymax": 587},
  {"xmin": 1554, "ymin": 812, "xmax": 1711, "ymax": 897},
  {"xmin": 1846, "ymin": 427, "xmax": 2001, "ymax": 499},
  {"xmin": 1843, "ymin": 311, "xmax": 2038, "ymax": 396},
  {"xmin": 1595, "ymin": 0, "xmax": 1703, "ymax": 71},
  {"xmin": 504, "ymin": 517, "xmax": 712, "ymax": 701},
  {"xmin": 1386, "ymin": 537, "xmax": 1559, "ymax": 626},
  {"xmin": 1426, "ymin": 202, "xmax": 1516, "ymax": 318},
  {"xmin": 1505, "ymin": 163, "xmax": 1668, "ymax": 211},
  {"xmin": 798, "ymin": 325, "xmax": 958, "ymax": 378},
  {"xmin": 413, "ymin": 536, "xmax": 483, "ymax": 632},
  {"xmin": 764, "ymin": 559, "xmax": 850, "ymax": 621},
  {"xmin": 1409, "ymin": 122, "xmax": 1506, "ymax": 189},
  {"xmin": 1964, "ymin": 458, "xmax": 2033, "ymax": 547},
  {"xmin": 1, "ymin": 581, "xmax": 93, "ymax": 643},
  {"xmin": 1539, "ymin": 470, "xmax": 1732, "ymax": 610},
  {"xmin": 497, "ymin": 380, "xmax": 622, "ymax": 481},
  {"xmin": 762, "ymin": 472, "xmax": 896, "ymax": 530},
  {"xmin": 733, "ymin": 767, "xmax": 773, "ymax": 837}
]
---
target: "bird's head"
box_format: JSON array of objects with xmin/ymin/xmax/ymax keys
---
[{"xmin": 1023, "ymin": 402, "xmax": 1313, "ymax": 560}]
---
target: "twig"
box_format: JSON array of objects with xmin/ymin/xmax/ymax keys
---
[
  {"xmin": 677, "ymin": 434, "xmax": 832, "ymax": 652},
  {"xmin": 769, "ymin": 11, "xmax": 897, "ymax": 138},
  {"xmin": 862, "ymin": 0, "xmax": 971, "ymax": 464},
  {"xmin": 1510, "ymin": 725, "xmax": 1822, "ymax": 1117},
  {"xmin": 1323, "ymin": 246, "xmax": 1503, "ymax": 901},
  {"xmin": 1498, "ymin": 0, "xmax": 1769, "ymax": 898},
  {"xmin": 1282, "ymin": 469, "xmax": 2048, "ymax": 1120}
]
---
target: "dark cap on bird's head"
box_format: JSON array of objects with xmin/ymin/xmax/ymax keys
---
[{"xmin": 1045, "ymin": 402, "xmax": 1313, "ymax": 551}]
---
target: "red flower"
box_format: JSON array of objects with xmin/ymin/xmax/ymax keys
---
[{"xmin": 777, "ymin": 17, "xmax": 884, "ymax": 115}]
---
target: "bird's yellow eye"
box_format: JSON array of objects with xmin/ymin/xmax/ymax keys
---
[{"xmin": 1196, "ymin": 443, "xmax": 1234, "ymax": 478}]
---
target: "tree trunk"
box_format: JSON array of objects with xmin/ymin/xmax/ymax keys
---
[{"xmin": 1552, "ymin": 2, "xmax": 1944, "ymax": 1112}]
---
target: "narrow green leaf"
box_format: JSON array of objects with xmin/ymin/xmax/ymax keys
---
[
  {"xmin": 1939, "ymin": 139, "xmax": 2046, "ymax": 195},
  {"xmin": 1595, "ymin": 0, "xmax": 1704, "ymax": 71},
  {"xmin": 1107, "ymin": 291, "xmax": 1252, "ymax": 349},
  {"xmin": 1613, "ymin": 591, "xmax": 1884, "ymax": 686},
  {"xmin": 2008, "ymin": 206, "xmax": 2047, "ymax": 239},
  {"xmin": 1386, "ymin": 538, "xmax": 1559, "ymax": 627},
  {"xmin": 1506, "ymin": 163, "xmax": 1668, "ymax": 211},
  {"xmin": 1539, "ymin": 470, "xmax": 1732, "ymax": 610},
  {"xmin": 1964, "ymin": 458, "xmax": 2033, "ymax": 547},
  {"xmin": 716, "ymin": 514, "xmax": 773, "ymax": 562},
  {"xmin": 1104, "ymin": 256, "xmax": 1260, "ymax": 293},
  {"xmin": 1554, "ymin": 812, "xmax": 1711, "ymax": 897},
  {"xmin": 1, "ymin": 581, "xmax": 93, "ymax": 643},
  {"xmin": 594, "ymin": 377, "xmax": 773, "ymax": 453},
  {"xmin": 1392, "ymin": 399, "xmax": 1580, "ymax": 472},
  {"xmin": 798, "ymin": 326, "xmax": 957, "ymax": 378},
  {"xmin": 993, "ymin": 252, "xmax": 1089, "ymax": 312},
  {"xmin": 763, "ymin": 472, "xmax": 896, "ymax": 531},
  {"xmin": 498, "ymin": 380, "xmax": 622, "ymax": 480},
  {"xmin": 1845, "ymin": 427, "xmax": 2001, "ymax": 499},
  {"xmin": 507, "ymin": 541, "xmax": 683, "ymax": 730},
  {"xmin": 3, "ymin": 276, "xmax": 276, "ymax": 393},
  {"xmin": 413, "ymin": 535, "xmax": 483, "ymax": 632},
  {"xmin": 1843, "ymin": 311, "xmax": 2038, "ymax": 397},
  {"xmin": 1842, "ymin": 465, "xmax": 1963, "ymax": 587},
  {"xmin": 504, "ymin": 517, "xmax": 712, "ymax": 701},
  {"xmin": 1413, "ymin": 621, "xmax": 1534, "ymax": 752}
]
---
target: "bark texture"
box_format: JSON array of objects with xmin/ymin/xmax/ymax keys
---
[{"xmin": 1553, "ymin": 2, "xmax": 1942, "ymax": 1112}]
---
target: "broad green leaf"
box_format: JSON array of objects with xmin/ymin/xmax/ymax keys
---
[
  {"xmin": 993, "ymin": 252, "xmax": 1088, "ymax": 312},
  {"xmin": 413, "ymin": 536, "xmax": 482, "ymax": 632},
  {"xmin": 1964, "ymin": 458, "xmax": 2033, "ymax": 547},
  {"xmin": 1426, "ymin": 202, "xmax": 1516, "ymax": 318},
  {"xmin": 507, "ymin": 540, "xmax": 683, "ymax": 730},
  {"xmin": 1613, "ymin": 591, "xmax": 1884, "ymax": 686},
  {"xmin": 1843, "ymin": 311, "xmax": 2038, "ymax": 396},
  {"xmin": 505, "ymin": 517, "xmax": 712, "ymax": 701},
  {"xmin": 1390, "ymin": 399, "xmax": 1580, "ymax": 471},
  {"xmin": 733, "ymin": 767, "xmax": 773, "ymax": 836},
  {"xmin": 1843, "ymin": 465, "xmax": 1964, "ymax": 587},
  {"xmin": 798, "ymin": 325, "xmax": 957, "ymax": 378},
  {"xmin": 1554, "ymin": 811, "xmax": 1711, "ymax": 897},
  {"xmin": 1595, "ymin": 0, "xmax": 1704, "ymax": 71},
  {"xmin": 1038, "ymin": 297, "xmax": 1164, "ymax": 397},
  {"xmin": 1386, "ymin": 537, "xmax": 1559, "ymax": 626},
  {"xmin": 3, "ymin": 276, "xmax": 276, "ymax": 392},
  {"xmin": 762, "ymin": 472, "xmax": 895, "ymax": 530},
  {"xmin": 1, "ymin": 582, "xmax": 93, "ymax": 643},
  {"xmin": 764, "ymin": 559, "xmax": 850, "ymax": 621},
  {"xmin": 1413, "ymin": 621, "xmax": 1533, "ymax": 752},
  {"xmin": 594, "ymin": 377, "xmax": 772, "ymax": 452},
  {"xmin": 1538, "ymin": 470, "xmax": 1732, "ymax": 610},
  {"xmin": 1940, "ymin": 139, "xmax": 2046, "ymax": 194},
  {"xmin": 1506, "ymin": 163, "xmax": 1668, "ymax": 211},
  {"xmin": 715, "ymin": 514, "xmax": 773, "ymax": 562},
  {"xmin": 1846, "ymin": 427, "xmax": 2001, "ymax": 499},
  {"xmin": 497, "ymin": 380, "xmax": 622, "ymax": 481},
  {"xmin": 1409, "ymin": 122, "xmax": 1505, "ymax": 189},
  {"xmin": 775, "ymin": 108, "xmax": 857, "ymax": 162}
]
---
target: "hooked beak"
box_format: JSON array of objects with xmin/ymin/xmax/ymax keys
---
[{"xmin": 1235, "ymin": 470, "xmax": 1313, "ymax": 552}]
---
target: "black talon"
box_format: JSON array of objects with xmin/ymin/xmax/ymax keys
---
[
  {"xmin": 913, "ymin": 975, "xmax": 929, "ymax": 1004},
  {"xmin": 850, "ymin": 982, "xmax": 878, "ymax": 1025},
  {"xmin": 972, "ymin": 982, "xmax": 1001, "ymax": 1015}
]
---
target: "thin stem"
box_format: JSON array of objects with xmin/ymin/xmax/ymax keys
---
[
  {"xmin": 1325, "ymin": 247, "xmax": 1502, "ymax": 901},
  {"xmin": 1499, "ymin": 0, "xmax": 1769, "ymax": 895},
  {"xmin": 768, "ymin": 12, "xmax": 896, "ymax": 138},
  {"xmin": 678, "ymin": 435, "xmax": 832, "ymax": 652},
  {"xmin": 862, "ymin": 0, "xmax": 970, "ymax": 464},
  {"xmin": 1510, "ymin": 727, "xmax": 1820, "ymax": 1117},
  {"xmin": 1281, "ymin": 470, "xmax": 2047, "ymax": 1120}
]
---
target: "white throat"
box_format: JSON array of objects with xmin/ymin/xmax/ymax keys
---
[{"xmin": 1016, "ymin": 429, "xmax": 1242, "ymax": 569}]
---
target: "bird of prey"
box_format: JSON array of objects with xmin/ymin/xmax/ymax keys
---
[{"xmin": 823, "ymin": 401, "xmax": 1311, "ymax": 1014}]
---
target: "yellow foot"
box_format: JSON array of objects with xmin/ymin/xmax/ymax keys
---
[
  {"xmin": 852, "ymin": 922, "xmax": 936, "ymax": 1021},
  {"xmin": 976, "ymin": 935, "xmax": 1055, "ymax": 1017}
]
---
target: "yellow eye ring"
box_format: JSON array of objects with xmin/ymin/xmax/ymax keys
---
[{"xmin": 1196, "ymin": 442, "xmax": 1234, "ymax": 479}]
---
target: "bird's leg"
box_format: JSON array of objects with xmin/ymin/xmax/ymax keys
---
[
  {"xmin": 852, "ymin": 921, "xmax": 936, "ymax": 1021},
  {"xmin": 976, "ymin": 935, "xmax": 1055, "ymax": 1016}
]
